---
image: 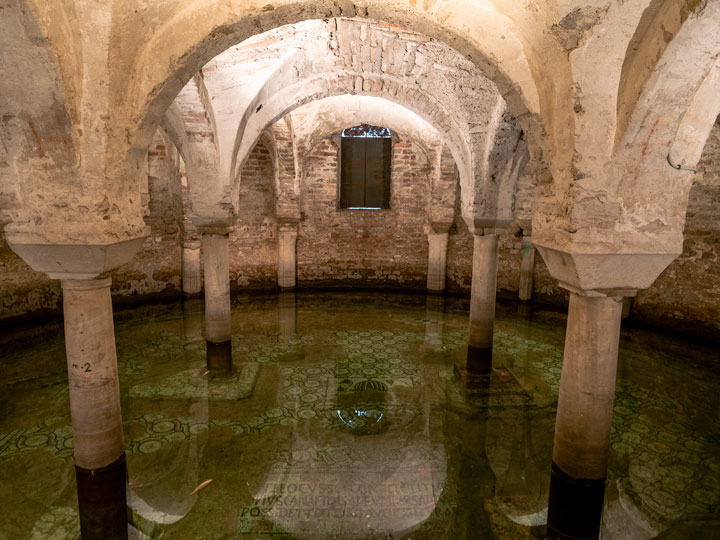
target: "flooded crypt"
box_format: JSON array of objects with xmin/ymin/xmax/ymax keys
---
[{"xmin": 0, "ymin": 1, "xmax": 719, "ymax": 539}]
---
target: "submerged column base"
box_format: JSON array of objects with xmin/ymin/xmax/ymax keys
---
[
  {"xmin": 206, "ymin": 340, "xmax": 233, "ymax": 375},
  {"xmin": 466, "ymin": 346, "xmax": 492, "ymax": 374},
  {"xmin": 547, "ymin": 462, "xmax": 606, "ymax": 540},
  {"xmin": 75, "ymin": 453, "xmax": 128, "ymax": 540}
]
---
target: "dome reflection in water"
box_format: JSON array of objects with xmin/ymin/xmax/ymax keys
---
[{"xmin": 0, "ymin": 293, "xmax": 718, "ymax": 539}]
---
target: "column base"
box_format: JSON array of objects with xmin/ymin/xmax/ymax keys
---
[
  {"xmin": 547, "ymin": 462, "xmax": 606, "ymax": 540},
  {"xmin": 466, "ymin": 346, "xmax": 492, "ymax": 374},
  {"xmin": 206, "ymin": 340, "xmax": 233, "ymax": 375},
  {"xmin": 75, "ymin": 453, "xmax": 128, "ymax": 540}
]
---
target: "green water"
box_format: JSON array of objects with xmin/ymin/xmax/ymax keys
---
[{"xmin": 0, "ymin": 293, "xmax": 718, "ymax": 539}]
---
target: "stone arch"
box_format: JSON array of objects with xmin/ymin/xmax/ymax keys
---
[
  {"xmin": 533, "ymin": 2, "xmax": 720, "ymax": 294},
  {"xmin": 614, "ymin": 0, "xmax": 707, "ymax": 151},
  {"xmin": 220, "ymin": 18, "xmax": 535, "ymax": 227},
  {"xmin": 259, "ymin": 117, "xmax": 299, "ymax": 220},
  {"xmin": 162, "ymin": 74, "xmax": 228, "ymax": 224},
  {"xmin": 288, "ymin": 95, "xmax": 443, "ymax": 165},
  {"xmin": 119, "ymin": 1, "xmax": 549, "ymax": 193},
  {"xmin": 609, "ymin": 1, "xmax": 720, "ymax": 256},
  {"xmin": 232, "ymin": 70, "xmax": 471, "ymax": 190}
]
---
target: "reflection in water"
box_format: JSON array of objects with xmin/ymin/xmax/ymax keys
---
[
  {"xmin": 0, "ymin": 293, "xmax": 718, "ymax": 539},
  {"xmin": 278, "ymin": 292, "xmax": 297, "ymax": 339},
  {"xmin": 206, "ymin": 341, "xmax": 233, "ymax": 375}
]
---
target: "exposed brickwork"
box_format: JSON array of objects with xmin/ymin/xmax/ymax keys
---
[
  {"xmin": 296, "ymin": 137, "xmax": 431, "ymax": 289},
  {"xmin": 230, "ymin": 140, "xmax": 278, "ymax": 289}
]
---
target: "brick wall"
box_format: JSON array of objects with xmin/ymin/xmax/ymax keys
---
[
  {"xmin": 230, "ymin": 140, "xmax": 278, "ymax": 289},
  {"xmin": 296, "ymin": 136, "xmax": 434, "ymax": 289}
]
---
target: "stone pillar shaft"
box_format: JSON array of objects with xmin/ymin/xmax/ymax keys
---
[
  {"xmin": 182, "ymin": 240, "xmax": 202, "ymax": 296},
  {"xmin": 426, "ymin": 232, "xmax": 449, "ymax": 292},
  {"xmin": 467, "ymin": 233, "xmax": 498, "ymax": 371},
  {"xmin": 278, "ymin": 226, "xmax": 298, "ymax": 289},
  {"xmin": 548, "ymin": 291, "xmax": 623, "ymax": 540},
  {"xmin": 202, "ymin": 233, "xmax": 231, "ymax": 345},
  {"xmin": 518, "ymin": 235, "xmax": 536, "ymax": 302},
  {"xmin": 61, "ymin": 277, "xmax": 124, "ymax": 471}
]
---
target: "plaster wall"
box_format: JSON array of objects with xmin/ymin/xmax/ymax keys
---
[{"xmin": 634, "ymin": 116, "xmax": 720, "ymax": 335}]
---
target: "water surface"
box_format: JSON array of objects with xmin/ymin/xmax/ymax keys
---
[{"xmin": 0, "ymin": 293, "xmax": 718, "ymax": 539}]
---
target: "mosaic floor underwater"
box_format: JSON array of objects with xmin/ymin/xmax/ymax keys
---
[{"xmin": 0, "ymin": 292, "xmax": 718, "ymax": 539}]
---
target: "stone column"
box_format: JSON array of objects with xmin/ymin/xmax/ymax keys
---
[
  {"xmin": 182, "ymin": 240, "xmax": 202, "ymax": 297},
  {"xmin": 62, "ymin": 277, "xmax": 125, "ymax": 471},
  {"xmin": 426, "ymin": 222, "xmax": 451, "ymax": 293},
  {"xmin": 201, "ymin": 230, "xmax": 232, "ymax": 374},
  {"xmin": 547, "ymin": 291, "xmax": 623, "ymax": 540},
  {"xmin": 278, "ymin": 220, "xmax": 299, "ymax": 289},
  {"xmin": 518, "ymin": 233, "xmax": 536, "ymax": 303},
  {"xmin": 467, "ymin": 230, "xmax": 499, "ymax": 374}
]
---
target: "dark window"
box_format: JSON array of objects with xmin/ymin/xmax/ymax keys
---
[{"xmin": 340, "ymin": 124, "xmax": 392, "ymax": 209}]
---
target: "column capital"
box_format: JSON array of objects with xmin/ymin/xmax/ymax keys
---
[
  {"xmin": 5, "ymin": 236, "xmax": 147, "ymax": 281},
  {"xmin": 183, "ymin": 239, "xmax": 202, "ymax": 250},
  {"xmin": 278, "ymin": 218, "xmax": 300, "ymax": 234},
  {"xmin": 190, "ymin": 215, "xmax": 236, "ymax": 235},
  {"xmin": 276, "ymin": 200, "xmax": 301, "ymax": 223},
  {"xmin": 462, "ymin": 215, "xmax": 512, "ymax": 234},
  {"xmin": 428, "ymin": 221, "xmax": 453, "ymax": 234},
  {"xmin": 534, "ymin": 243, "xmax": 677, "ymax": 292}
]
